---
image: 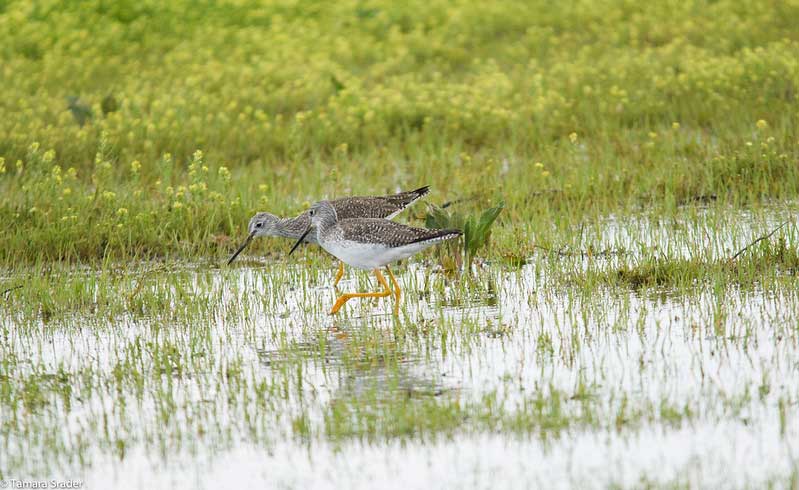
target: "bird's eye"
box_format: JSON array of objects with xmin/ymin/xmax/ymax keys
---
[
  {"xmin": 309, "ymin": 209, "xmax": 315, "ymax": 216},
  {"xmin": 255, "ymin": 222, "xmax": 263, "ymax": 228}
]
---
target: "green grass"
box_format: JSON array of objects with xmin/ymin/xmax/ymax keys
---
[
  {"xmin": 578, "ymin": 232, "xmax": 799, "ymax": 291},
  {"xmin": 1, "ymin": 0, "xmax": 799, "ymax": 264}
]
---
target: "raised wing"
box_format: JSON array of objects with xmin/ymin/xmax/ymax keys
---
[{"xmin": 331, "ymin": 185, "xmax": 430, "ymax": 220}]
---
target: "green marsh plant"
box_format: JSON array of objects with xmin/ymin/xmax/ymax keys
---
[{"xmin": 425, "ymin": 200, "xmax": 505, "ymax": 272}]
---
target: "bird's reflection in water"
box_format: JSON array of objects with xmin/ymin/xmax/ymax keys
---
[{"xmin": 254, "ymin": 313, "xmax": 452, "ymax": 408}]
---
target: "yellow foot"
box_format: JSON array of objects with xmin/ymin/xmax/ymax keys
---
[
  {"xmin": 329, "ymin": 269, "xmax": 392, "ymax": 315},
  {"xmin": 329, "ymin": 295, "xmax": 352, "ymax": 315}
]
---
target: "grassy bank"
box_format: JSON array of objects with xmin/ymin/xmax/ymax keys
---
[{"xmin": 1, "ymin": 0, "xmax": 799, "ymax": 265}]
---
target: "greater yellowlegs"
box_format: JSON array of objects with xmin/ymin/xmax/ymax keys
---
[
  {"xmin": 289, "ymin": 200, "xmax": 461, "ymax": 315},
  {"xmin": 227, "ymin": 186, "xmax": 430, "ymax": 286}
]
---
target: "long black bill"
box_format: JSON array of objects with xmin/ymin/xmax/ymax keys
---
[
  {"xmin": 227, "ymin": 231, "xmax": 256, "ymax": 265},
  {"xmin": 288, "ymin": 226, "xmax": 313, "ymax": 256}
]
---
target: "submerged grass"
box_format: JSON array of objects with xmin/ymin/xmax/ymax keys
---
[
  {"xmin": 2, "ymin": 210, "xmax": 799, "ymax": 487},
  {"xmin": 584, "ymin": 225, "xmax": 799, "ymax": 290}
]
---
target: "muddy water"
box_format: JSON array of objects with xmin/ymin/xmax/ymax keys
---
[{"xmin": 2, "ymin": 209, "xmax": 798, "ymax": 489}]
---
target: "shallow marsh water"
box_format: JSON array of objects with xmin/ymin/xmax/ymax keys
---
[{"xmin": 2, "ymin": 207, "xmax": 799, "ymax": 489}]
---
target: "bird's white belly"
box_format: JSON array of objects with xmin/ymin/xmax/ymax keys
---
[{"xmin": 321, "ymin": 239, "xmax": 430, "ymax": 270}]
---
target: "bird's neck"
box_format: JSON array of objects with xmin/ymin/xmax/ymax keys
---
[
  {"xmin": 314, "ymin": 215, "xmax": 337, "ymax": 237},
  {"xmin": 278, "ymin": 214, "xmax": 311, "ymax": 239}
]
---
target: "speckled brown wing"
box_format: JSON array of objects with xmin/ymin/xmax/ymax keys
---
[
  {"xmin": 336, "ymin": 218, "xmax": 461, "ymax": 248},
  {"xmin": 331, "ymin": 186, "xmax": 430, "ymax": 219}
]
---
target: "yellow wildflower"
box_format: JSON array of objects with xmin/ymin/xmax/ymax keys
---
[{"xmin": 756, "ymin": 119, "xmax": 768, "ymax": 129}]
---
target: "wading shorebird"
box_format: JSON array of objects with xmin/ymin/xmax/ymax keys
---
[
  {"xmin": 288, "ymin": 200, "xmax": 462, "ymax": 315},
  {"xmin": 227, "ymin": 186, "xmax": 430, "ymax": 287}
]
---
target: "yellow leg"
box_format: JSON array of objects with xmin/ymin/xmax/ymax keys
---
[
  {"xmin": 333, "ymin": 262, "xmax": 345, "ymax": 288},
  {"xmin": 329, "ymin": 269, "xmax": 392, "ymax": 315},
  {"xmin": 385, "ymin": 265, "xmax": 401, "ymax": 316}
]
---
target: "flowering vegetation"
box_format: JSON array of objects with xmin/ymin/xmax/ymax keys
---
[{"xmin": 1, "ymin": 0, "xmax": 798, "ymax": 263}]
